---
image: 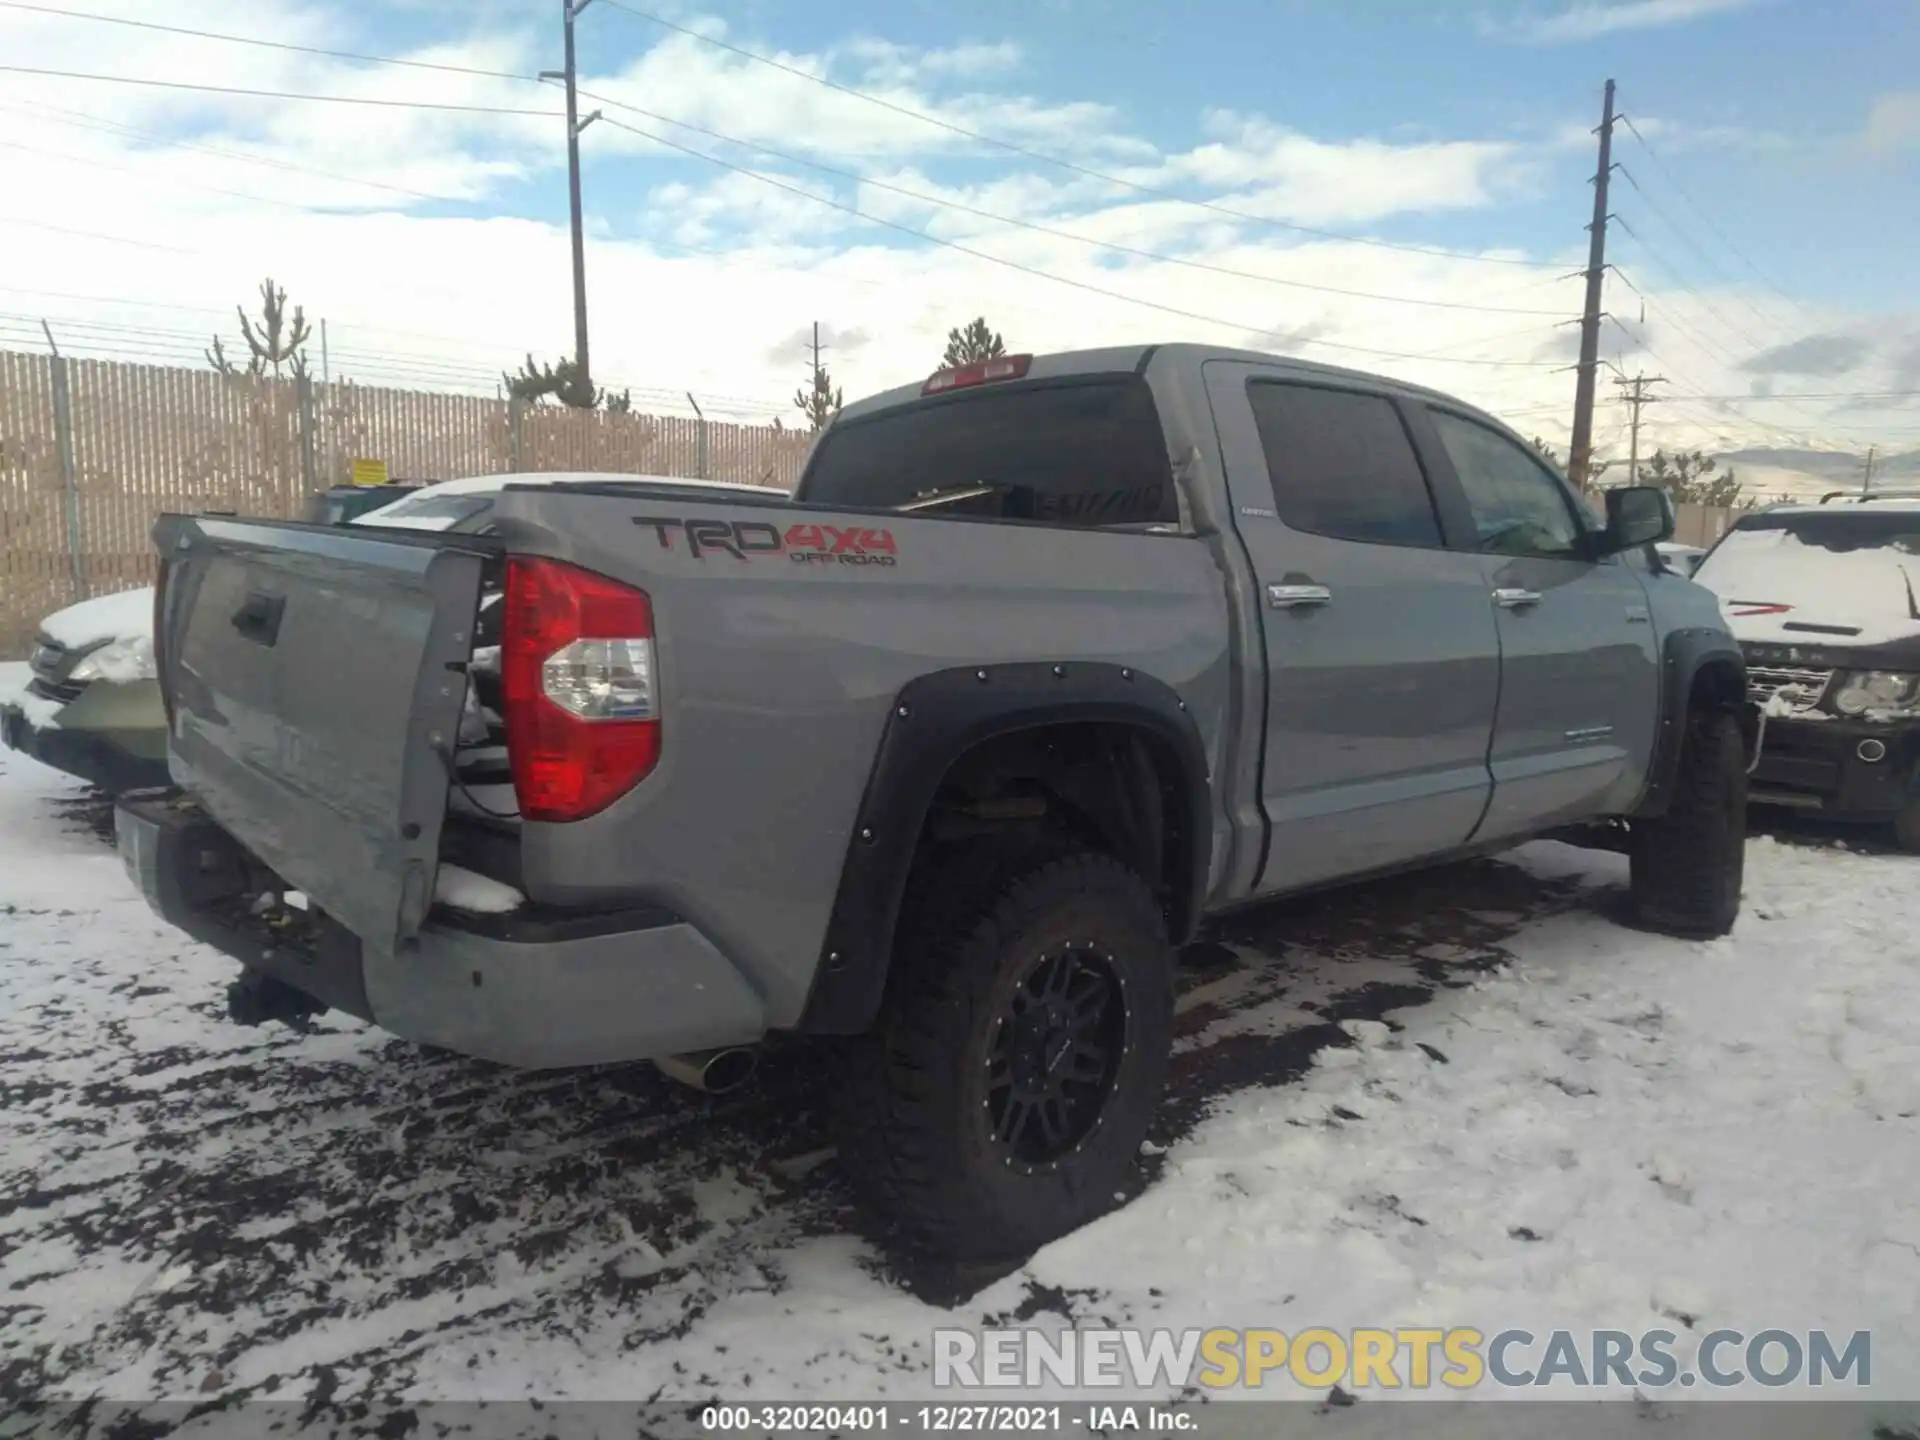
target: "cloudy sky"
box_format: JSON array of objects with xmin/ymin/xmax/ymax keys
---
[{"xmin": 0, "ymin": 0, "xmax": 1914, "ymax": 462}]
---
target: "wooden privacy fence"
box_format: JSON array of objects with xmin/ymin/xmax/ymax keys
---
[
  {"xmin": 0, "ymin": 350, "xmax": 810, "ymax": 657},
  {"xmin": 1670, "ymin": 501, "xmax": 1740, "ymax": 549}
]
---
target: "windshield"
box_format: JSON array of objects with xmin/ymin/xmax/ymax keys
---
[
  {"xmin": 798, "ymin": 378, "xmax": 1178, "ymax": 528},
  {"xmin": 1694, "ymin": 510, "xmax": 1920, "ymax": 636}
]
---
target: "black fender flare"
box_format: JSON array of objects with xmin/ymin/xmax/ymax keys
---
[
  {"xmin": 1632, "ymin": 626, "xmax": 1750, "ymax": 819},
  {"xmin": 795, "ymin": 661, "xmax": 1212, "ymax": 1035}
]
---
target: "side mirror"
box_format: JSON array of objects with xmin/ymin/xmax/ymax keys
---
[{"xmin": 1601, "ymin": 485, "xmax": 1674, "ymax": 553}]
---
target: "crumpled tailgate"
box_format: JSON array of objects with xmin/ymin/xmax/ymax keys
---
[{"xmin": 154, "ymin": 513, "xmax": 497, "ymax": 958}]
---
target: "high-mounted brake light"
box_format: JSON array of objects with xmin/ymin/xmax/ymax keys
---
[
  {"xmin": 501, "ymin": 556, "xmax": 660, "ymax": 823},
  {"xmin": 923, "ymin": 353, "xmax": 1033, "ymax": 396}
]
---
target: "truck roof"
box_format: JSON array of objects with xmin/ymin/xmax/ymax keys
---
[{"xmin": 835, "ymin": 342, "xmax": 1480, "ymax": 425}]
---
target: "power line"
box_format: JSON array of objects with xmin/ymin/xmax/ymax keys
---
[
  {"xmin": 1610, "ymin": 223, "xmax": 1774, "ymax": 356},
  {"xmin": 1606, "ymin": 224, "xmax": 1846, "ymax": 445},
  {"xmin": 1597, "ymin": 187, "xmax": 1835, "ymax": 433},
  {"xmin": 1654, "ymin": 389, "xmax": 1920, "ymax": 403},
  {"xmin": 1604, "ymin": 313, "xmax": 1822, "ymax": 447},
  {"xmin": 1615, "ymin": 113, "xmax": 1827, "ymax": 329},
  {"xmin": 595, "ymin": 114, "xmax": 1561, "ymax": 370},
  {"xmin": 0, "ymin": 99, "xmax": 463, "ymax": 203},
  {"xmin": 1614, "ymin": 165, "xmax": 1788, "ymax": 341},
  {"xmin": 1607, "ymin": 251, "xmax": 1844, "ymax": 436},
  {"xmin": 0, "ymin": 2, "xmax": 534, "ymax": 83},
  {"xmin": 0, "ymin": 214, "xmax": 195, "ymax": 252},
  {"xmin": 0, "ymin": 137, "xmax": 361, "ymax": 213},
  {"xmin": 0, "ymin": 99, "xmax": 903, "ymax": 302},
  {"xmin": 0, "ymin": 329, "xmax": 787, "ymax": 415},
  {"xmin": 573, "ymin": 84, "xmax": 1570, "ymax": 317},
  {"xmin": 2, "ymin": 308, "xmax": 791, "ymax": 412},
  {"xmin": 0, "ymin": 65, "xmax": 560, "ymax": 116}
]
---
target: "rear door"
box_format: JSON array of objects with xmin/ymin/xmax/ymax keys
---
[
  {"xmin": 1203, "ymin": 363, "xmax": 1502, "ymax": 891},
  {"xmin": 157, "ymin": 514, "xmax": 494, "ymax": 957},
  {"xmin": 1417, "ymin": 406, "xmax": 1660, "ymax": 838}
]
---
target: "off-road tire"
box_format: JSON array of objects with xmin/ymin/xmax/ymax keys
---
[
  {"xmin": 834, "ymin": 848, "xmax": 1175, "ymax": 1260},
  {"xmin": 1630, "ymin": 707, "xmax": 1747, "ymax": 938}
]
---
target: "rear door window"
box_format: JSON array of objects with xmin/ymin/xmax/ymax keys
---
[
  {"xmin": 1246, "ymin": 382, "xmax": 1444, "ymax": 548},
  {"xmin": 798, "ymin": 378, "xmax": 1178, "ymax": 528}
]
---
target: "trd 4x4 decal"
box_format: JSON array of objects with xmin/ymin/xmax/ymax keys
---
[{"xmin": 631, "ymin": 516, "xmax": 899, "ymax": 567}]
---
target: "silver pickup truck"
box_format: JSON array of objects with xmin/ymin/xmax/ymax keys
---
[{"xmin": 117, "ymin": 343, "xmax": 1752, "ymax": 1259}]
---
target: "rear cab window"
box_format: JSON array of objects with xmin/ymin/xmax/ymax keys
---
[{"xmin": 796, "ymin": 377, "xmax": 1179, "ymax": 529}]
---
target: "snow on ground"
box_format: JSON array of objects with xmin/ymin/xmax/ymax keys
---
[{"xmin": 2, "ymin": 743, "xmax": 1918, "ymax": 1431}]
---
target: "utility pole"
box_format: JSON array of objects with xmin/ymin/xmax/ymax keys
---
[
  {"xmin": 1614, "ymin": 371, "xmax": 1666, "ymax": 487},
  {"xmin": 541, "ymin": 0, "xmax": 602, "ymax": 408},
  {"xmin": 810, "ymin": 321, "xmax": 826, "ymax": 392},
  {"xmin": 1568, "ymin": 78, "xmax": 1618, "ymax": 493},
  {"xmin": 1863, "ymin": 446, "xmax": 1877, "ymax": 495}
]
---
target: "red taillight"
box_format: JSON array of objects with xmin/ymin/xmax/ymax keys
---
[
  {"xmin": 501, "ymin": 556, "xmax": 660, "ymax": 823},
  {"xmin": 923, "ymin": 353, "xmax": 1033, "ymax": 395}
]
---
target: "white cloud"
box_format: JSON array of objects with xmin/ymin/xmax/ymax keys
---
[
  {"xmin": 835, "ymin": 37, "xmax": 1024, "ymax": 87},
  {"xmin": 1498, "ymin": 0, "xmax": 1756, "ymax": 45},
  {"xmin": 1134, "ymin": 116, "xmax": 1529, "ymax": 226}
]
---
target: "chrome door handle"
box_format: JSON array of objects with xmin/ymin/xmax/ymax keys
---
[
  {"xmin": 1492, "ymin": 588, "xmax": 1542, "ymax": 610},
  {"xmin": 1268, "ymin": 583, "xmax": 1332, "ymax": 610}
]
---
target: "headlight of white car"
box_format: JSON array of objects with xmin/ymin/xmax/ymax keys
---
[
  {"xmin": 68, "ymin": 634, "xmax": 156, "ymax": 684},
  {"xmin": 1830, "ymin": 671, "xmax": 1920, "ymax": 719}
]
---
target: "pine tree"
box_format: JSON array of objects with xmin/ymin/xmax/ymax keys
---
[
  {"xmin": 795, "ymin": 364, "xmax": 842, "ymax": 432},
  {"xmin": 942, "ymin": 316, "xmax": 1007, "ymax": 369},
  {"xmin": 1643, "ymin": 449, "xmax": 1743, "ymax": 508},
  {"xmin": 502, "ymin": 354, "xmax": 627, "ymax": 411},
  {"xmin": 208, "ymin": 278, "xmax": 310, "ymax": 379}
]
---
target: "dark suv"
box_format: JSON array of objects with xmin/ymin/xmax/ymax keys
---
[{"xmin": 1692, "ymin": 492, "xmax": 1920, "ymax": 849}]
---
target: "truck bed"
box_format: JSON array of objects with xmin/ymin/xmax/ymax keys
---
[{"xmin": 151, "ymin": 489, "xmax": 1233, "ymax": 1029}]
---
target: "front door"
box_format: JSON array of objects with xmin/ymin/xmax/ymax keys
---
[
  {"xmin": 1204, "ymin": 363, "xmax": 1503, "ymax": 893},
  {"xmin": 1419, "ymin": 406, "xmax": 1661, "ymax": 840}
]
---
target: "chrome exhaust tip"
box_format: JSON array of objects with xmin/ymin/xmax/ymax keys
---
[
  {"xmin": 1858, "ymin": 738, "xmax": 1888, "ymax": 763},
  {"xmin": 655, "ymin": 1046, "xmax": 758, "ymax": 1094}
]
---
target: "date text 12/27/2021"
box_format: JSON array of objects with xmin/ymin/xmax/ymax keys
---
[{"xmin": 699, "ymin": 1404, "xmax": 1200, "ymax": 1433}]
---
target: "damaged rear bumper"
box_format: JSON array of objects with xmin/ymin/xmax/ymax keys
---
[{"xmin": 114, "ymin": 789, "xmax": 767, "ymax": 1069}]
